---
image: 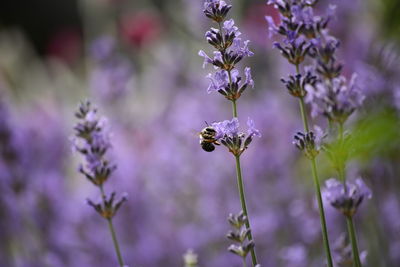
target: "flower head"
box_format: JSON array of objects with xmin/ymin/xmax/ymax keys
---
[
  {"xmin": 306, "ymin": 74, "xmax": 365, "ymax": 123},
  {"xmin": 293, "ymin": 125, "xmax": 325, "ymax": 159},
  {"xmin": 86, "ymin": 192, "xmax": 128, "ymax": 219},
  {"xmin": 203, "ymin": 0, "xmax": 232, "ymax": 23},
  {"xmin": 205, "ymin": 117, "xmax": 260, "ymax": 155},
  {"xmin": 199, "ymin": 0, "xmax": 254, "ymax": 100},
  {"xmin": 73, "ymin": 101, "xmax": 115, "ymax": 186},
  {"xmin": 323, "ymin": 178, "xmax": 372, "ymax": 217}
]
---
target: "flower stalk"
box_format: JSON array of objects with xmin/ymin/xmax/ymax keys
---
[
  {"xmin": 99, "ymin": 185, "xmax": 125, "ymax": 267},
  {"xmin": 232, "ymin": 97, "xmax": 256, "ymax": 262},
  {"xmin": 336, "ymin": 125, "xmax": 362, "ymax": 267},
  {"xmin": 298, "ymin": 70, "xmax": 334, "ymax": 267},
  {"xmin": 198, "ymin": 1, "xmax": 260, "ymax": 265},
  {"xmin": 73, "ymin": 101, "xmax": 127, "ymax": 267},
  {"xmin": 266, "ymin": 1, "xmax": 334, "ymax": 265},
  {"xmin": 235, "ymin": 155, "xmax": 257, "ymax": 265}
]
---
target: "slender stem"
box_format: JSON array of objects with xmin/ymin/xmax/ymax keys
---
[
  {"xmin": 220, "ymin": 17, "xmax": 257, "ymax": 266},
  {"xmin": 299, "ymin": 97, "xmax": 310, "ymax": 132},
  {"xmin": 106, "ymin": 218, "xmax": 125, "ymax": 267},
  {"xmin": 310, "ymin": 158, "xmax": 334, "ymax": 267},
  {"xmin": 242, "ymin": 257, "xmax": 248, "ymax": 267},
  {"xmin": 347, "ymin": 217, "xmax": 362, "ymax": 267},
  {"xmin": 337, "ymin": 122, "xmax": 347, "ymax": 191},
  {"xmin": 336, "ymin": 123, "xmax": 361, "ymax": 266},
  {"xmin": 338, "ymin": 122, "xmax": 344, "ymax": 141},
  {"xmin": 235, "ymin": 155, "xmax": 258, "ymax": 266},
  {"xmin": 232, "ymin": 99, "xmax": 238, "ymax": 118},
  {"xmin": 99, "ymin": 186, "xmax": 125, "ymax": 267},
  {"xmin": 296, "ymin": 65, "xmax": 333, "ymax": 267}
]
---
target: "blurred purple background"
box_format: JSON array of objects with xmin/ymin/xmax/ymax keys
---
[{"xmin": 0, "ymin": 0, "xmax": 399, "ymax": 266}]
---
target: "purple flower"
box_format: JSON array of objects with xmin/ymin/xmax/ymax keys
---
[
  {"xmin": 200, "ymin": 0, "xmax": 254, "ymax": 100},
  {"xmin": 292, "ymin": 128, "xmax": 322, "ymax": 159},
  {"xmin": 394, "ymin": 86, "xmax": 400, "ymax": 111},
  {"xmin": 86, "ymin": 192, "xmax": 128, "ymax": 219},
  {"xmin": 198, "ymin": 50, "xmax": 213, "ymax": 68},
  {"xmin": 90, "ymin": 35, "xmax": 116, "ymax": 62},
  {"xmin": 305, "ymin": 74, "xmax": 365, "ymax": 123},
  {"xmin": 208, "ymin": 118, "xmax": 260, "ymax": 155},
  {"xmin": 223, "ymin": 19, "xmax": 241, "ymax": 37},
  {"xmin": 73, "ymin": 101, "xmax": 115, "ymax": 186},
  {"xmin": 89, "ymin": 36, "xmax": 133, "ymax": 103},
  {"xmin": 232, "ymin": 38, "xmax": 254, "ymax": 58},
  {"xmin": 265, "ymin": 16, "xmax": 279, "ymax": 38},
  {"xmin": 266, "ymin": 0, "xmax": 285, "ymax": 7},
  {"xmin": 244, "ymin": 67, "xmax": 254, "ymax": 88},
  {"xmin": 323, "ymin": 178, "xmax": 372, "ymax": 217},
  {"xmin": 206, "ymin": 70, "xmax": 229, "ymax": 93},
  {"xmin": 211, "ymin": 117, "xmax": 239, "ymax": 138},
  {"xmin": 247, "ymin": 117, "xmax": 261, "ymax": 137},
  {"xmin": 223, "ymin": 117, "xmax": 240, "ymax": 136},
  {"xmin": 203, "ymin": 0, "xmax": 232, "ymax": 23}
]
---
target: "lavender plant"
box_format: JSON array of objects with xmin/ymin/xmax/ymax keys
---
[
  {"xmin": 72, "ymin": 101, "xmax": 127, "ymax": 267},
  {"xmin": 301, "ymin": 5, "xmax": 369, "ymax": 267},
  {"xmin": 267, "ymin": 0, "xmax": 372, "ymax": 265},
  {"xmin": 266, "ymin": 1, "xmax": 334, "ymax": 266},
  {"xmin": 198, "ymin": 1, "xmax": 260, "ymax": 266}
]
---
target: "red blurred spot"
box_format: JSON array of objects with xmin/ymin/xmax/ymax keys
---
[
  {"xmin": 120, "ymin": 11, "xmax": 162, "ymax": 48},
  {"xmin": 46, "ymin": 28, "xmax": 82, "ymax": 64}
]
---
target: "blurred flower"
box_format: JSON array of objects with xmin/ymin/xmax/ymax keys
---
[
  {"xmin": 293, "ymin": 125, "xmax": 324, "ymax": 159},
  {"xmin": 323, "ymin": 178, "xmax": 372, "ymax": 217},
  {"xmin": 332, "ymin": 233, "xmax": 368, "ymax": 267},
  {"xmin": 73, "ymin": 101, "xmax": 116, "ymax": 186},
  {"xmin": 46, "ymin": 27, "xmax": 82, "ymax": 64},
  {"xmin": 90, "ymin": 36, "xmax": 133, "ymax": 103},
  {"xmin": 305, "ymin": 74, "xmax": 365, "ymax": 123},
  {"xmin": 227, "ymin": 211, "xmax": 255, "ymax": 260},
  {"xmin": 120, "ymin": 11, "xmax": 162, "ymax": 48},
  {"xmin": 183, "ymin": 249, "xmax": 198, "ymax": 267},
  {"xmin": 281, "ymin": 71, "xmax": 317, "ymax": 98},
  {"xmin": 87, "ymin": 192, "xmax": 127, "ymax": 219},
  {"xmin": 279, "ymin": 244, "xmax": 308, "ymax": 267}
]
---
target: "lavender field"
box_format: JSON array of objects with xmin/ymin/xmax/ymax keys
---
[{"xmin": 0, "ymin": 0, "xmax": 399, "ymax": 266}]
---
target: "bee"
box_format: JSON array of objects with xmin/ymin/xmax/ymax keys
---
[{"xmin": 199, "ymin": 124, "xmax": 220, "ymax": 152}]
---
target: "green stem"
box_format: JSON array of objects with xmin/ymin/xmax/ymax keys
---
[
  {"xmin": 220, "ymin": 18, "xmax": 257, "ymax": 267},
  {"xmin": 336, "ymin": 123, "xmax": 361, "ymax": 267},
  {"xmin": 297, "ymin": 79, "xmax": 333, "ymax": 267},
  {"xmin": 299, "ymin": 97, "xmax": 310, "ymax": 132},
  {"xmin": 235, "ymin": 155, "xmax": 258, "ymax": 266},
  {"xmin": 242, "ymin": 257, "xmax": 248, "ymax": 267},
  {"xmin": 232, "ymin": 99, "xmax": 238, "ymax": 118},
  {"xmin": 337, "ymin": 122, "xmax": 347, "ymax": 189},
  {"xmin": 310, "ymin": 158, "xmax": 334, "ymax": 267},
  {"xmin": 347, "ymin": 216, "xmax": 362, "ymax": 267},
  {"xmin": 99, "ymin": 186, "xmax": 125, "ymax": 267}
]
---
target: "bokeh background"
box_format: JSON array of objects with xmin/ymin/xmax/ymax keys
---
[{"xmin": 0, "ymin": 0, "xmax": 400, "ymax": 266}]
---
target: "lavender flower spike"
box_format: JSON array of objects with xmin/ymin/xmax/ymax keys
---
[
  {"xmin": 199, "ymin": 1, "xmax": 259, "ymax": 265},
  {"xmin": 266, "ymin": 0, "xmax": 335, "ymax": 265},
  {"xmin": 324, "ymin": 178, "xmax": 372, "ymax": 217},
  {"xmin": 73, "ymin": 100, "xmax": 126, "ymax": 267},
  {"xmin": 199, "ymin": 1, "xmax": 254, "ymax": 101}
]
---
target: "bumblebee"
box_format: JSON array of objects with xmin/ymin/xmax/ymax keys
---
[{"xmin": 199, "ymin": 126, "xmax": 220, "ymax": 152}]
